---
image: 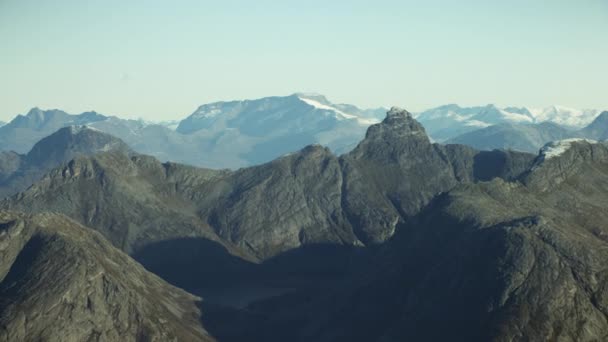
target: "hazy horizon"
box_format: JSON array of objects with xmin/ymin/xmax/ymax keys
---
[{"xmin": 2, "ymin": 0, "xmax": 607, "ymax": 121}]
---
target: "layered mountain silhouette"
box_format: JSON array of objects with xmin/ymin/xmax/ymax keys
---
[
  {"xmin": 417, "ymin": 104, "xmax": 600, "ymax": 142},
  {"xmin": 0, "ymin": 126, "xmax": 132, "ymax": 198},
  {"xmin": 0, "ymin": 95, "xmax": 385, "ymax": 169},
  {"xmin": 581, "ymin": 111, "xmax": 608, "ymax": 140},
  {"xmin": 0, "ymin": 108, "xmax": 107, "ymax": 153},
  {"xmin": 447, "ymin": 121, "xmax": 576, "ymax": 153},
  {"xmin": 2, "ymin": 108, "xmax": 534, "ymax": 259},
  {"xmin": 446, "ymin": 111, "xmax": 608, "ymax": 154},
  {"xmin": 1, "ymin": 107, "xmax": 608, "ymax": 341}
]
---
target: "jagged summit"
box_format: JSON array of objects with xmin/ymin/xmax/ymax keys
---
[
  {"xmin": 362, "ymin": 107, "xmax": 428, "ymax": 142},
  {"xmin": 385, "ymin": 106, "xmax": 412, "ymax": 120}
]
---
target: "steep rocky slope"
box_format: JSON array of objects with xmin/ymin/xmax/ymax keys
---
[
  {"xmin": 210, "ymin": 139, "xmax": 608, "ymax": 342},
  {"xmin": 0, "ymin": 211, "xmax": 214, "ymax": 341},
  {"xmin": 295, "ymin": 140, "xmax": 608, "ymax": 342}
]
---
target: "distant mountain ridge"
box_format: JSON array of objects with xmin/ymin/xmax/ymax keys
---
[
  {"xmin": 581, "ymin": 111, "xmax": 608, "ymax": 140},
  {"xmin": 446, "ymin": 111, "xmax": 608, "ymax": 153},
  {"xmin": 0, "ymin": 94, "xmax": 386, "ymax": 169},
  {"xmin": 0, "ymin": 98, "xmax": 602, "ymax": 169},
  {"xmin": 416, "ymin": 104, "xmax": 600, "ymax": 141},
  {"xmin": 0, "ymin": 126, "xmax": 131, "ymax": 198}
]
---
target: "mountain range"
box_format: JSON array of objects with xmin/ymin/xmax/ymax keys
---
[
  {"xmin": 0, "ymin": 126, "xmax": 132, "ymax": 198},
  {"xmin": 416, "ymin": 104, "xmax": 601, "ymax": 142},
  {"xmin": 2, "ymin": 106, "xmax": 608, "ymax": 340},
  {"xmin": 2, "ymin": 96, "xmax": 603, "ymax": 170},
  {"xmin": 447, "ymin": 111, "xmax": 608, "ymax": 153},
  {"xmin": 0, "ymin": 94, "xmax": 385, "ymax": 169}
]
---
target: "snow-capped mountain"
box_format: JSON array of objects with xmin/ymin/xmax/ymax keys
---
[
  {"xmin": 173, "ymin": 93, "xmax": 383, "ymax": 167},
  {"xmin": 416, "ymin": 104, "xmax": 601, "ymax": 141},
  {"xmin": 539, "ymin": 138, "xmax": 598, "ymax": 160},
  {"xmin": 529, "ymin": 105, "xmax": 600, "ymax": 128},
  {"xmin": 1, "ymin": 94, "xmax": 383, "ymax": 169},
  {"xmin": 176, "ymin": 93, "xmax": 380, "ymax": 134}
]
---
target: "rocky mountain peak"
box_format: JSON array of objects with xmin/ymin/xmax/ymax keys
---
[
  {"xmin": 523, "ymin": 139, "xmax": 608, "ymax": 191},
  {"xmin": 364, "ymin": 107, "xmax": 428, "ymax": 141},
  {"xmin": 346, "ymin": 107, "xmax": 432, "ymax": 163},
  {"xmin": 385, "ymin": 106, "xmax": 412, "ymax": 120},
  {"xmin": 25, "ymin": 126, "xmax": 132, "ymax": 169}
]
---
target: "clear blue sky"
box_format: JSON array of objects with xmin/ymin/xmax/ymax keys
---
[{"xmin": 1, "ymin": 0, "xmax": 607, "ymax": 121}]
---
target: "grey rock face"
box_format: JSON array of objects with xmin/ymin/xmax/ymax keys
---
[
  {"xmin": 296, "ymin": 138, "xmax": 608, "ymax": 342},
  {"xmin": 0, "ymin": 211, "xmax": 214, "ymax": 342}
]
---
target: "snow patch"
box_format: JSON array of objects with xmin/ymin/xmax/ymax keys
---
[
  {"xmin": 539, "ymin": 138, "xmax": 597, "ymax": 159},
  {"xmin": 69, "ymin": 125, "xmax": 101, "ymax": 134},
  {"xmin": 528, "ymin": 106, "xmax": 600, "ymax": 127},
  {"xmin": 192, "ymin": 106, "xmax": 222, "ymax": 119},
  {"xmin": 464, "ymin": 120, "xmax": 491, "ymax": 128},
  {"xmin": 298, "ymin": 97, "xmax": 379, "ymax": 125}
]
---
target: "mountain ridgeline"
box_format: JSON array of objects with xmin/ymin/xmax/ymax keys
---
[
  {"xmin": 2, "ymin": 108, "xmax": 535, "ymax": 259},
  {"xmin": 0, "ymin": 95, "xmax": 385, "ymax": 169},
  {"xmin": 446, "ymin": 111, "xmax": 608, "ymax": 153},
  {"xmin": 1, "ymin": 106, "xmax": 608, "ymax": 341},
  {"xmin": 4, "ymin": 98, "xmax": 602, "ymax": 170},
  {"xmin": 0, "ymin": 126, "xmax": 132, "ymax": 198}
]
